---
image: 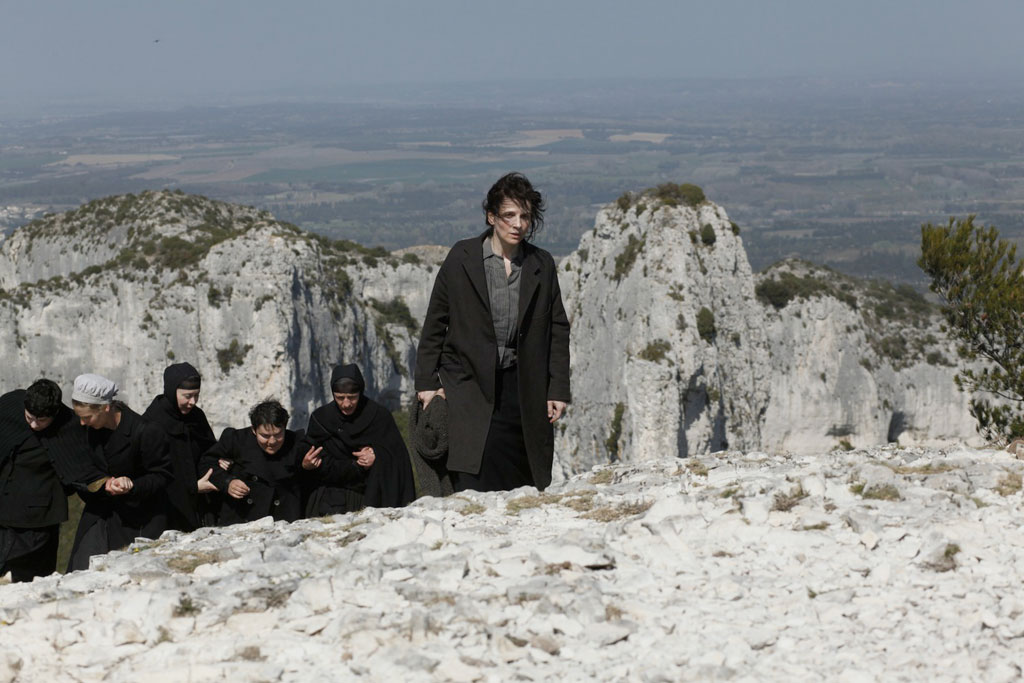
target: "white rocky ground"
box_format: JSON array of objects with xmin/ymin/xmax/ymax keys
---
[{"xmin": 3, "ymin": 447, "xmax": 1024, "ymax": 682}]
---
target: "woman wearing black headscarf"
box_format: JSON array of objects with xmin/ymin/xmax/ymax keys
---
[
  {"xmin": 143, "ymin": 362, "xmax": 218, "ymax": 531},
  {"xmin": 302, "ymin": 364, "xmax": 416, "ymax": 515}
]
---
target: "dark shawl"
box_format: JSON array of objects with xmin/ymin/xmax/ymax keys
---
[
  {"xmin": 305, "ymin": 393, "xmax": 415, "ymax": 515},
  {"xmin": 0, "ymin": 389, "xmax": 106, "ymax": 495},
  {"xmin": 198, "ymin": 427, "xmax": 304, "ymax": 524},
  {"xmin": 142, "ymin": 363, "xmax": 216, "ymax": 531}
]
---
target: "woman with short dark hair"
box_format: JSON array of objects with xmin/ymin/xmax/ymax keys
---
[
  {"xmin": 415, "ymin": 173, "xmax": 571, "ymax": 492},
  {"xmin": 0, "ymin": 379, "xmax": 107, "ymax": 581},
  {"xmin": 199, "ymin": 399, "xmax": 317, "ymax": 525}
]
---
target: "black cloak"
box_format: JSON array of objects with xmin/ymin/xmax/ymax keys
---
[
  {"xmin": 304, "ymin": 364, "xmax": 416, "ymax": 515},
  {"xmin": 142, "ymin": 362, "xmax": 217, "ymax": 531},
  {"xmin": 67, "ymin": 405, "xmax": 173, "ymax": 572},
  {"xmin": 198, "ymin": 427, "xmax": 305, "ymax": 525},
  {"xmin": 0, "ymin": 389, "xmax": 106, "ymax": 497}
]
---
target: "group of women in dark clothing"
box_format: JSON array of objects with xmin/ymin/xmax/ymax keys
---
[
  {"xmin": 1, "ymin": 171, "xmax": 571, "ymax": 583},
  {"xmin": 1, "ymin": 361, "xmax": 415, "ymax": 580}
]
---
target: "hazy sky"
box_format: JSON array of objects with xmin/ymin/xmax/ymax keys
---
[{"xmin": 3, "ymin": 0, "xmax": 1024, "ymax": 109}]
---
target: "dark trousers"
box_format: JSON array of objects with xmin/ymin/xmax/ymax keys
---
[
  {"xmin": 0, "ymin": 525, "xmax": 59, "ymax": 582},
  {"xmin": 453, "ymin": 366, "xmax": 534, "ymax": 493}
]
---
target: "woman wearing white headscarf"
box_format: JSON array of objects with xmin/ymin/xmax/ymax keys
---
[{"xmin": 67, "ymin": 373, "xmax": 173, "ymax": 572}]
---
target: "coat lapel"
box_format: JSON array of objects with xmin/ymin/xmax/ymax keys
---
[
  {"xmin": 517, "ymin": 246, "xmax": 542, "ymax": 329},
  {"xmin": 461, "ymin": 234, "xmax": 491, "ymax": 314}
]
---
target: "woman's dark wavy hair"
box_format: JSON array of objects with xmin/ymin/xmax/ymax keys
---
[
  {"xmin": 25, "ymin": 379, "xmax": 62, "ymax": 418},
  {"xmin": 249, "ymin": 399, "xmax": 289, "ymax": 429},
  {"xmin": 482, "ymin": 172, "xmax": 545, "ymax": 241}
]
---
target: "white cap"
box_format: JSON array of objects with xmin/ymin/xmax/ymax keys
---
[{"xmin": 72, "ymin": 373, "xmax": 119, "ymax": 405}]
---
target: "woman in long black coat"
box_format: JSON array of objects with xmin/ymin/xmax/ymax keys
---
[
  {"xmin": 302, "ymin": 363, "xmax": 416, "ymax": 514},
  {"xmin": 143, "ymin": 362, "xmax": 218, "ymax": 531},
  {"xmin": 68, "ymin": 373, "xmax": 173, "ymax": 572},
  {"xmin": 415, "ymin": 173, "xmax": 571, "ymax": 492}
]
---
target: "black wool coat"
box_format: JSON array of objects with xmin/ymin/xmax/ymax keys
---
[
  {"xmin": 199, "ymin": 427, "xmax": 304, "ymax": 525},
  {"xmin": 414, "ymin": 231, "xmax": 571, "ymax": 489},
  {"xmin": 0, "ymin": 390, "xmax": 106, "ymax": 528},
  {"xmin": 68, "ymin": 406, "xmax": 173, "ymax": 570}
]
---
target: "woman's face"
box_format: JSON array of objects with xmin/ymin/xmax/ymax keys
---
[
  {"xmin": 176, "ymin": 388, "xmax": 200, "ymax": 415},
  {"xmin": 333, "ymin": 391, "xmax": 360, "ymax": 416},
  {"xmin": 74, "ymin": 403, "xmax": 111, "ymax": 429},
  {"xmin": 487, "ymin": 198, "xmax": 531, "ymax": 250},
  {"xmin": 253, "ymin": 424, "xmax": 285, "ymax": 455}
]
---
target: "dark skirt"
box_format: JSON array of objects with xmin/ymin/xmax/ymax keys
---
[
  {"xmin": 0, "ymin": 525, "xmax": 59, "ymax": 582},
  {"xmin": 452, "ymin": 366, "xmax": 534, "ymax": 493}
]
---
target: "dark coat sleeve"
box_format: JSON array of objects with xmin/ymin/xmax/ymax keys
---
[
  {"xmin": 199, "ymin": 428, "xmax": 239, "ymax": 494},
  {"xmin": 415, "ymin": 259, "xmax": 450, "ymax": 392},
  {"xmin": 125, "ymin": 421, "xmax": 173, "ymax": 501},
  {"xmin": 547, "ymin": 261, "xmax": 572, "ymax": 403}
]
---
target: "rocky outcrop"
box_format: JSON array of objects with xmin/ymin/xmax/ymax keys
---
[
  {"xmin": 0, "ymin": 188, "xmax": 980, "ymax": 470},
  {"xmin": 2, "ymin": 447, "xmax": 1023, "ymax": 680},
  {"xmin": 555, "ymin": 185, "xmax": 978, "ymax": 478},
  {"xmin": 0, "ymin": 191, "xmax": 439, "ymax": 430}
]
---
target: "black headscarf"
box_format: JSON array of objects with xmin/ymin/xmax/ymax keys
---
[
  {"xmin": 163, "ymin": 362, "xmax": 201, "ymax": 404},
  {"xmin": 330, "ymin": 363, "xmax": 365, "ymax": 394},
  {"xmin": 0, "ymin": 389, "xmax": 106, "ymax": 490}
]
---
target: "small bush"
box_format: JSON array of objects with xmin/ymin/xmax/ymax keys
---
[
  {"xmin": 638, "ymin": 339, "xmax": 671, "ymax": 363},
  {"xmin": 370, "ymin": 297, "xmax": 418, "ymax": 332},
  {"xmin": 613, "ymin": 235, "xmax": 645, "ymax": 281},
  {"xmin": 216, "ymin": 339, "xmax": 252, "ymax": 373},
  {"xmin": 700, "ymin": 223, "xmax": 716, "ymax": 246},
  {"xmin": 605, "ymin": 403, "xmax": 625, "ymax": 459},
  {"xmin": 696, "ymin": 307, "xmax": 716, "ymax": 343}
]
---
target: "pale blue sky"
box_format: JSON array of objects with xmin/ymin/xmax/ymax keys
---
[{"xmin": 3, "ymin": 0, "xmax": 1023, "ymax": 108}]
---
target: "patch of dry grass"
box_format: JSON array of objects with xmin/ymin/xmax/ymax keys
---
[
  {"xmin": 589, "ymin": 470, "xmax": 615, "ymax": 485},
  {"xmin": 505, "ymin": 493, "xmax": 560, "ymax": 515},
  {"xmin": 581, "ymin": 500, "xmax": 652, "ymax": 522},
  {"xmin": 559, "ymin": 490, "xmax": 597, "ymax": 513},
  {"xmin": 889, "ymin": 462, "xmax": 957, "ymax": 475},
  {"xmin": 166, "ymin": 551, "xmax": 220, "ymax": 574},
  {"xmin": 772, "ymin": 485, "xmax": 808, "ymax": 512},
  {"xmin": 996, "ymin": 471, "xmax": 1023, "ymax": 496}
]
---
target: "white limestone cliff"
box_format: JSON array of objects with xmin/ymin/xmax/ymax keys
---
[
  {"xmin": 554, "ymin": 187, "xmax": 979, "ymax": 478},
  {"xmin": 0, "ymin": 191, "xmax": 438, "ymax": 430},
  {"xmin": 0, "ymin": 188, "xmax": 981, "ymax": 470}
]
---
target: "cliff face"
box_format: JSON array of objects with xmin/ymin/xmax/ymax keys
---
[
  {"xmin": 554, "ymin": 188, "xmax": 978, "ymax": 479},
  {"xmin": 0, "ymin": 189, "xmax": 979, "ymax": 467},
  {"xmin": 0, "ymin": 191, "xmax": 438, "ymax": 431}
]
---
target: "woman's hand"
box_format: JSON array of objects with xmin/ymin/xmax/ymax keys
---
[
  {"xmin": 104, "ymin": 476, "xmax": 134, "ymax": 496},
  {"xmin": 196, "ymin": 468, "xmax": 218, "ymax": 493},
  {"xmin": 417, "ymin": 388, "xmax": 446, "ymax": 409},
  {"xmin": 227, "ymin": 479, "xmax": 250, "ymax": 500},
  {"xmin": 547, "ymin": 400, "xmax": 567, "ymax": 423},
  {"xmin": 302, "ymin": 445, "xmax": 324, "ymax": 470},
  {"xmin": 354, "ymin": 446, "xmax": 375, "ymax": 468}
]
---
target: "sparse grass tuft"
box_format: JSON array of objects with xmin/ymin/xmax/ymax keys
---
[
  {"xmin": 719, "ymin": 487, "xmax": 740, "ymax": 499},
  {"xmin": 581, "ymin": 500, "xmax": 652, "ymax": 522},
  {"xmin": 167, "ymin": 551, "xmax": 220, "ymax": 574},
  {"xmin": 801, "ymin": 522, "xmax": 830, "ymax": 531},
  {"xmin": 454, "ymin": 496, "xmax": 486, "ymax": 516},
  {"xmin": 860, "ymin": 484, "xmax": 902, "ymax": 501},
  {"xmin": 505, "ymin": 493, "xmax": 560, "ymax": 515},
  {"xmin": 772, "ymin": 485, "xmax": 808, "ymax": 512},
  {"xmin": 590, "ymin": 469, "xmax": 615, "ymax": 485},
  {"xmin": 559, "ymin": 490, "xmax": 596, "ymax": 513},
  {"xmin": 890, "ymin": 462, "xmax": 956, "ymax": 475},
  {"xmin": 996, "ymin": 471, "xmax": 1023, "ymax": 496},
  {"xmin": 173, "ymin": 596, "xmax": 200, "ymax": 617}
]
